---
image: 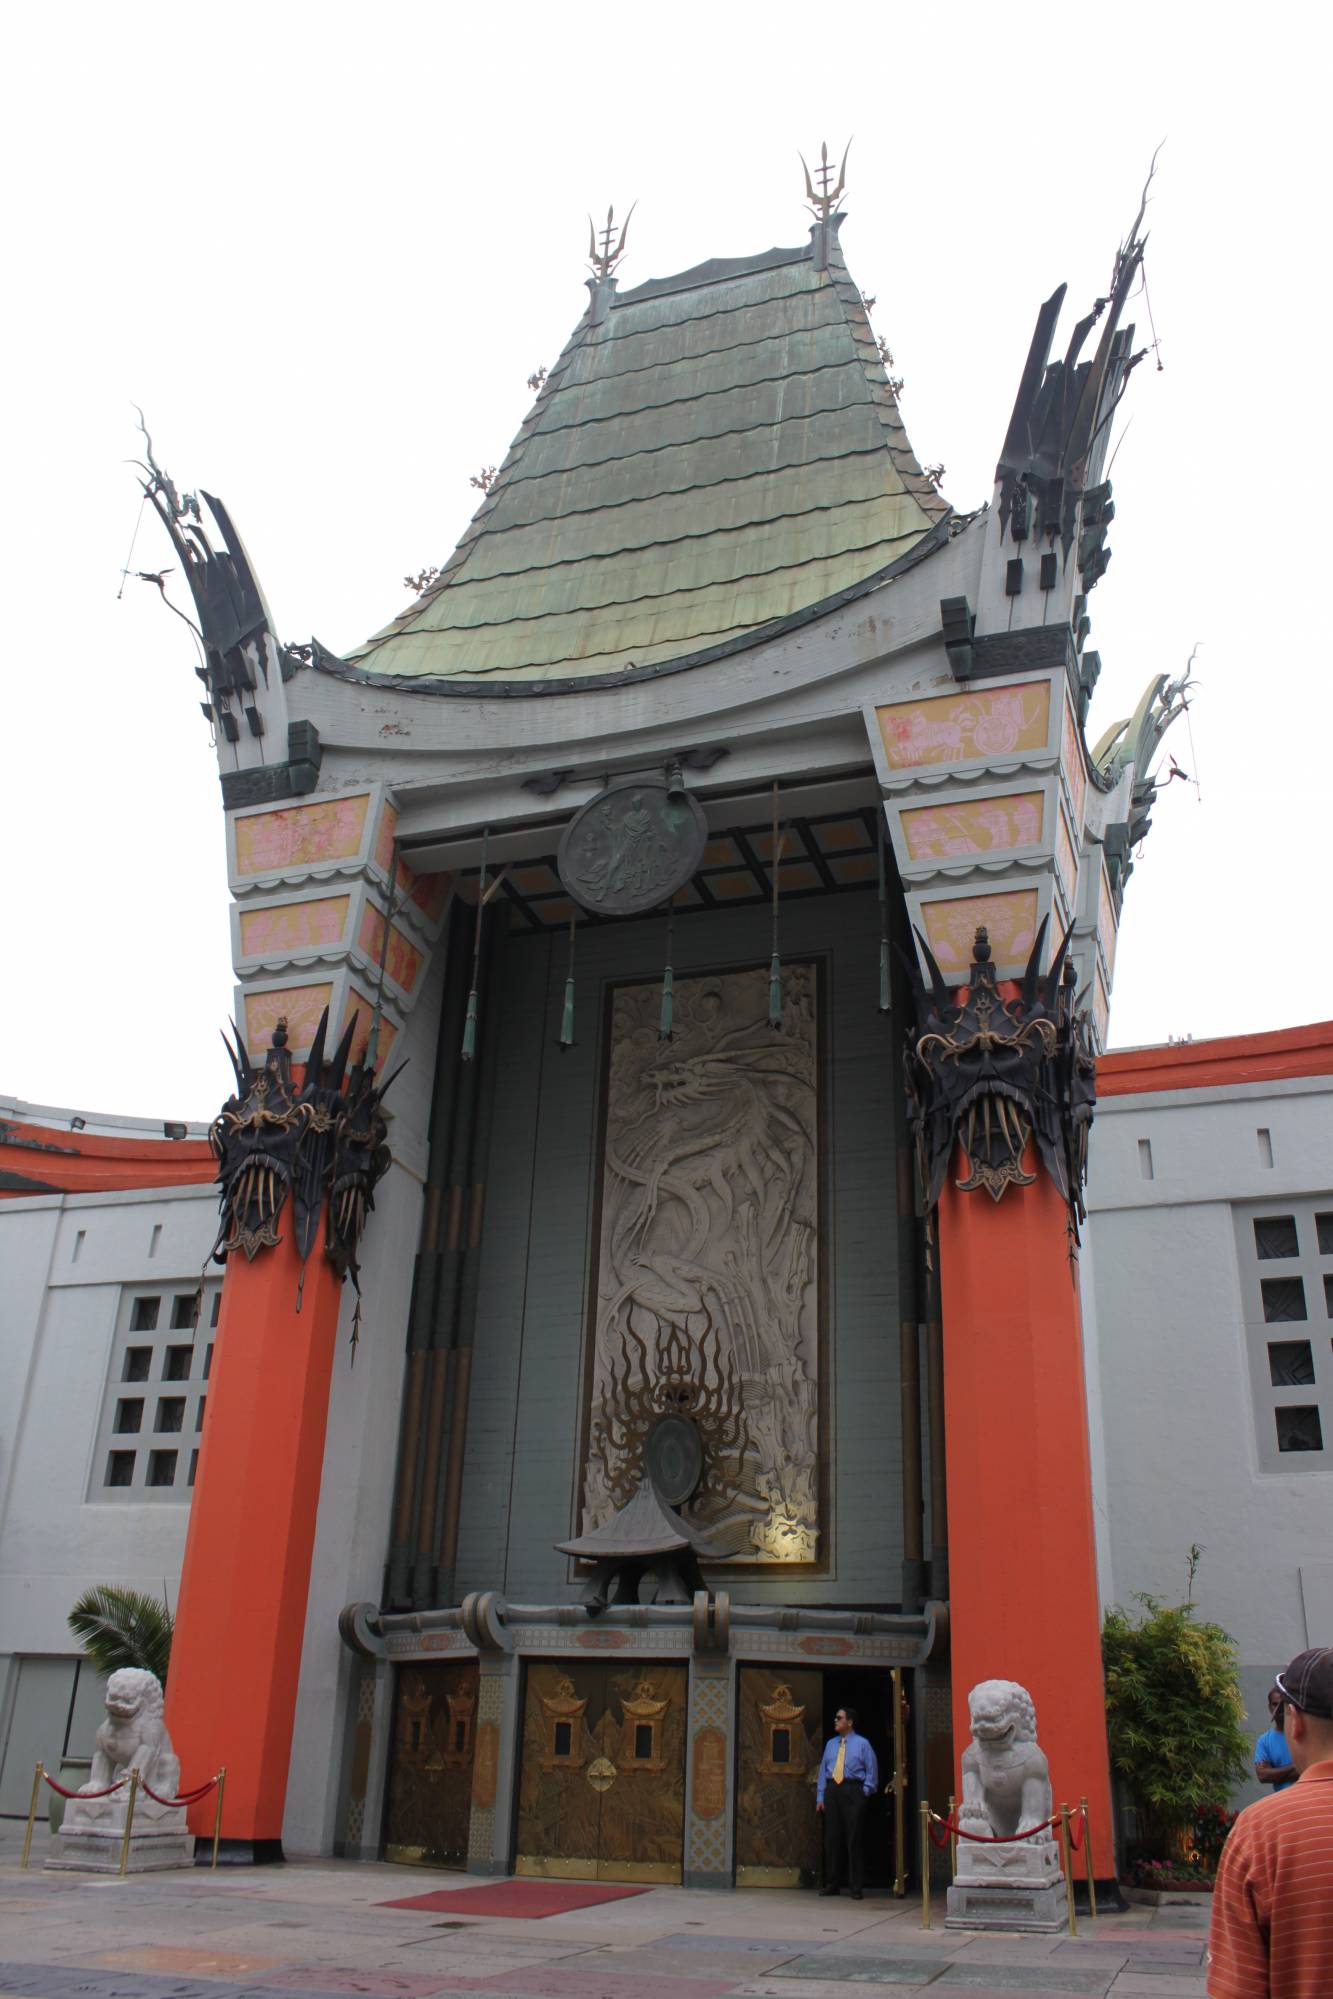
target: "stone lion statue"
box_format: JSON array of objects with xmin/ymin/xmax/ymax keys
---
[
  {"xmin": 72, "ymin": 1669, "xmax": 181, "ymax": 1823},
  {"xmin": 957, "ymin": 1678, "xmax": 1052, "ymax": 1839}
]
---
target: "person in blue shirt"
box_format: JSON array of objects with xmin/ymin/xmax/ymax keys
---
[
  {"xmin": 1254, "ymin": 1685, "xmax": 1298, "ymax": 1792},
  {"xmin": 816, "ymin": 1705, "xmax": 879, "ymax": 1897}
]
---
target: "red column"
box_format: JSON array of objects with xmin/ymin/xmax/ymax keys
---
[
  {"xmin": 165, "ymin": 1226, "xmax": 344, "ymax": 1856},
  {"xmin": 937, "ymin": 1167, "xmax": 1116, "ymax": 1878}
]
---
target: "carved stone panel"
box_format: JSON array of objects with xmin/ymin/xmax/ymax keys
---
[{"xmin": 583, "ymin": 962, "xmax": 820, "ymax": 1563}]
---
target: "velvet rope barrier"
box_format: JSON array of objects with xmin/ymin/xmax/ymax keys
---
[
  {"xmin": 140, "ymin": 1774, "xmax": 221, "ymax": 1808},
  {"xmin": 40, "ymin": 1773, "xmax": 127, "ymax": 1799},
  {"xmin": 928, "ymin": 1809, "xmax": 1061, "ymax": 1844}
]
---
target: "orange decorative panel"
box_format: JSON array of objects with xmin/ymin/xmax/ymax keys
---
[
  {"xmin": 243, "ymin": 983, "xmax": 334, "ymax": 1055},
  {"xmin": 374, "ymin": 801, "xmax": 398, "ymax": 879},
  {"xmin": 901, "ymin": 792, "xmax": 1043, "ymax": 862},
  {"xmin": 692, "ymin": 1727, "xmax": 728, "ymax": 1820},
  {"xmin": 238, "ymin": 897, "xmax": 350, "ymax": 958},
  {"xmin": 877, "ymin": 681, "xmax": 1051, "ymax": 769},
  {"xmin": 407, "ymin": 870, "xmax": 451, "ymax": 924},
  {"xmin": 358, "ymin": 907, "xmax": 425, "ymax": 995},
  {"xmin": 920, "ymin": 889, "xmax": 1039, "ymax": 978},
  {"xmin": 234, "ymin": 795, "xmax": 371, "ymax": 876},
  {"xmin": 341, "ymin": 991, "xmax": 399, "ymax": 1069},
  {"xmin": 1061, "ymin": 701, "xmax": 1087, "ymax": 830},
  {"xmin": 1056, "ymin": 814, "xmax": 1079, "ymax": 902}
]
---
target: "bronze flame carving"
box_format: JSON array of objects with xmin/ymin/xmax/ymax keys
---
[
  {"xmin": 590, "ymin": 1308, "xmax": 748, "ymax": 1527},
  {"xmin": 903, "ymin": 921, "xmax": 1095, "ymax": 1242}
]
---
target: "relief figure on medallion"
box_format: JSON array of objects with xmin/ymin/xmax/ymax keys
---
[{"xmin": 584, "ymin": 963, "xmax": 820, "ymax": 1562}]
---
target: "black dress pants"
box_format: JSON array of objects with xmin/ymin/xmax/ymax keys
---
[{"xmin": 823, "ymin": 1782, "xmax": 868, "ymax": 1891}]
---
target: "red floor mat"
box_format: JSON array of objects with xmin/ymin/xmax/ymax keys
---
[{"xmin": 379, "ymin": 1877, "xmax": 652, "ymax": 1918}]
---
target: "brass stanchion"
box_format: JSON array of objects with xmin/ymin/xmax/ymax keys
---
[
  {"xmin": 20, "ymin": 1763, "xmax": 43, "ymax": 1870},
  {"xmin": 117, "ymin": 1770, "xmax": 140, "ymax": 1878},
  {"xmin": 1058, "ymin": 1804, "xmax": 1078, "ymax": 1936},
  {"xmin": 211, "ymin": 1768, "xmax": 227, "ymax": 1870},
  {"xmin": 919, "ymin": 1801, "xmax": 931, "ymax": 1929},
  {"xmin": 890, "ymin": 1668, "xmax": 907, "ymax": 1897},
  {"xmin": 947, "ymin": 1794, "xmax": 958, "ymax": 1877},
  {"xmin": 1080, "ymin": 1796, "xmax": 1097, "ymax": 1919}
]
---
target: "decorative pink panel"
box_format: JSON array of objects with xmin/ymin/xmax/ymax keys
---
[
  {"xmin": 238, "ymin": 896, "xmax": 350, "ymax": 958},
  {"xmin": 234, "ymin": 795, "xmax": 371, "ymax": 877},
  {"xmin": 1056, "ymin": 814, "xmax": 1079, "ymax": 902},
  {"xmin": 901, "ymin": 792, "xmax": 1043, "ymax": 861},
  {"xmin": 341, "ymin": 990, "xmax": 399, "ymax": 1069},
  {"xmin": 1097, "ymin": 871, "xmax": 1118, "ymax": 976},
  {"xmin": 1061, "ymin": 701, "xmax": 1087, "ymax": 831},
  {"xmin": 877, "ymin": 681, "xmax": 1050, "ymax": 769},
  {"xmin": 358, "ymin": 907, "xmax": 425, "ymax": 995},
  {"xmin": 921, "ymin": 889, "xmax": 1039, "ymax": 979},
  {"xmin": 374, "ymin": 801, "xmax": 398, "ymax": 879},
  {"xmin": 243, "ymin": 983, "xmax": 334, "ymax": 1056}
]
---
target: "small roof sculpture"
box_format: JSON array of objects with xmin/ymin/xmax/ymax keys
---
[{"xmin": 557, "ymin": 1471, "xmax": 715, "ymax": 1612}]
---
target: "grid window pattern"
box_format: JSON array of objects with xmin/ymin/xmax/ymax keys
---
[
  {"xmin": 1235, "ymin": 1199, "xmax": 1333, "ymax": 1472},
  {"xmin": 89, "ymin": 1284, "xmax": 220, "ymax": 1502}
]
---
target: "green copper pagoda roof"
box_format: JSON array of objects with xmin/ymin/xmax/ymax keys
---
[{"xmin": 346, "ymin": 220, "xmax": 947, "ymax": 688}]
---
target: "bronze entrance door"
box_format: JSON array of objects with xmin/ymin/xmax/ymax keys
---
[
  {"xmin": 383, "ymin": 1660, "xmax": 479, "ymax": 1867},
  {"xmin": 735, "ymin": 1667, "xmax": 823, "ymax": 1886},
  {"xmin": 515, "ymin": 1660, "xmax": 686, "ymax": 1883}
]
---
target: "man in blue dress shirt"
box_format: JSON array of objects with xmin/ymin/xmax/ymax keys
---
[
  {"xmin": 1254, "ymin": 1685, "xmax": 1298, "ymax": 1792},
  {"xmin": 816, "ymin": 1705, "xmax": 879, "ymax": 1897}
]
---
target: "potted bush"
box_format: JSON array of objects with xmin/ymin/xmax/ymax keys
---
[
  {"xmin": 1102, "ymin": 1584, "xmax": 1248, "ymax": 1889},
  {"xmin": 53, "ymin": 1586, "xmax": 174, "ymax": 1832}
]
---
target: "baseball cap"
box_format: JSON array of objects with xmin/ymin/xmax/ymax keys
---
[{"xmin": 1275, "ymin": 1648, "xmax": 1333, "ymax": 1720}]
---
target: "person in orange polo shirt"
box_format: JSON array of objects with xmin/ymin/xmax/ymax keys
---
[{"xmin": 1207, "ymin": 1646, "xmax": 1333, "ymax": 1998}]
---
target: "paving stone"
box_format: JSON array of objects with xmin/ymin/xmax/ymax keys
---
[
  {"xmin": 264, "ymin": 1974, "xmax": 469, "ymax": 1996},
  {"xmin": 932, "ymin": 1964, "xmax": 1114, "ymax": 1993},
  {"xmin": 90, "ymin": 1948, "xmax": 291, "ymax": 1976},
  {"xmin": 1105, "ymin": 1980, "xmax": 1208, "ymax": 1997},
  {"xmin": 765, "ymin": 1956, "xmax": 943, "ymax": 1984}
]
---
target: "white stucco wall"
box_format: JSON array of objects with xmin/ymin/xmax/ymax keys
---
[{"xmin": 1082, "ymin": 1064, "xmax": 1333, "ymax": 1802}]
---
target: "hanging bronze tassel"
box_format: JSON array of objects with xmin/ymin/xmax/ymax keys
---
[
  {"xmin": 559, "ymin": 909, "xmax": 577, "ymax": 1049},
  {"xmin": 660, "ymin": 903, "xmax": 675, "ymax": 1039},
  {"xmin": 877, "ymin": 809, "xmax": 892, "ymax": 1013},
  {"xmin": 461, "ymin": 827, "xmax": 488, "ymax": 1064},
  {"xmin": 769, "ymin": 781, "xmax": 785, "ymax": 1031}
]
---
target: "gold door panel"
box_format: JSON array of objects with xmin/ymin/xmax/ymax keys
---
[
  {"xmin": 516, "ymin": 1660, "xmax": 686, "ymax": 1883},
  {"xmin": 735, "ymin": 1666, "xmax": 822, "ymax": 1886},
  {"xmin": 384, "ymin": 1660, "xmax": 478, "ymax": 1868}
]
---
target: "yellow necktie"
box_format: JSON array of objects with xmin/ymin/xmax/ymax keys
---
[{"xmin": 832, "ymin": 1738, "xmax": 846, "ymax": 1785}]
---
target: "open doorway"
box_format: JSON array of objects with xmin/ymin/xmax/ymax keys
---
[{"xmin": 819, "ymin": 1669, "xmax": 900, "ymax": 1891}]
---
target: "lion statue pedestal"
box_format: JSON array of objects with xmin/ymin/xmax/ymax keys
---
[
  {"xmin": 945, "ymin": 1679, "xmax": 1067, "ymax": 1933},
  {"xmin": 46, "ymin": 1668, "xmax": 193, "ymax": 1873}
]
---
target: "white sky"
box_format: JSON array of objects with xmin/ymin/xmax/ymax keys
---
[{"xmin": 2, "ymin": 3, "xmax": 1329, "ymax": 1123}]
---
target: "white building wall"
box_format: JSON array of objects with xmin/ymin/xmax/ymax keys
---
[{"xmin": 1083, "ymin": 1067, "xmax": 1333, "ymax": 1804}]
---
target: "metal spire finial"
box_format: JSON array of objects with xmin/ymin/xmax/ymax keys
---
[
  {"xmin": 800, "ymin": 139, "xmax": 851, "ymax": 222},
  {"xmin": 587, "ymin": 201, "xmax": 636, "ymax": 280}
]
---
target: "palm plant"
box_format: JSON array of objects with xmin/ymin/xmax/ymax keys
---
[{"xmin": 67, "ymin": 1585, "xmax": 174, "ymax": 1686}]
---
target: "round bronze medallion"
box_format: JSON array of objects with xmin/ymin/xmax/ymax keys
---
[
  {"xmin": 585, "ymin": 1755, "xmax": 617, "ymax": 1792},
  {"xmin": 644, "ymin": 1413, "xmax": 704, "ymax": 1507},
  {"xmin": 557, "ymin": 778, "xmax": 708, "ymax": 917}
]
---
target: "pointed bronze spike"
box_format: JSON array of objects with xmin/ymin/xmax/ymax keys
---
[
  {"xmin": 912, "ymin": 926, "xmax": 952, "ymax": 1014},
  {"xmin": 328, "ymin": 1015, "xmax": 358, "ymax": 1089},
  {"xmin": 1022, "ymin": 915, "xmax": 1052, "ymax": 1007},
  {"xmin": 306, "ymin": 1007, "xmax": 330, "ymax": 1084}
]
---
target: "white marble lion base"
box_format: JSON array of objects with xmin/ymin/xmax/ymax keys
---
[
  {"xmin": 46, "ymin": 1799, "xmax": 193, "ymax": 1873},
  {"xmin": 945, "ymin": 1838, "xmax": 1067, "ymax": 1931}
]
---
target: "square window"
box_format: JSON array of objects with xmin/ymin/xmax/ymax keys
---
[
  {"xmin": 1261, "ymin": 1277, "xmax": 1307, "ymax": 1323},
  {"xmin": 210, "ymin": 1293, "xmax": 222, "ymax": 1327},
  {"xmin": 1254, "ymin": 1216, "xmax": 1299, "ymax": 1260},
  {"xmin": 553, "ymin": 1720, "xmax": 573, "ymax": 1758},
  {"xmin": 1326, "ymin": 1275, "xmax": 1333, "ymax": 1318},
  {"xmin": 170, "ymin": 1294, "xmax": 199, "ymax": 1330},
  {"xmin": 147, "ymin": 1449, "xmax": 178, "ymax": 1487},
  {"xmin": 1316, "ymin": 1213, "xmax": 1333, "ymax": 1256},
  {"xmin": 195, "ymin": 1397, "xmax": 207, "ymax": 1431},
  {"xmin": 105, "ymin": 1450, "xmax": 135, "ymax": 1487},
  {"xmin": 113, "ymin": 1398, "xmax": 144, "ymax": 1435},
  {"xmin": 204, "ymin": 1343, "xmax": 215, "ymax": 1381},
  {"xmin": 1268, "ymin": 1341, "xmax": 1315, "ymax": 1387},
  {"xmin": 129, "ymin": 1296, "xmax": 161, "ymax": 1332},
  {"xmin": 163, "ymin": 1345, "xmax": 193, "ymax": 1381},
  {"xmin": 155, "ymin": 1397, "xmax": 185, "ymax": 1434},
  {"xmin": 771, "ymin": 1727, "xmax": 791, "ymax": 1765},
  {"xmin": 122, "ymin": 1346, "xmax": 152, "ymax": 1382},
  {"xmin": 1275, "ymin": 1406, "xmax": 1324, "ymax": 1453},
  {"xmin": 188, "ymin": 1450, "xmax": 198, "ymax": 1487},
  {"xmin": 634, "ymin": 1723, "xmax": 654, "ymax": 1760}
]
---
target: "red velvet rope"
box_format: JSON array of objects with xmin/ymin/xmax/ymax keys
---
[
  {"xmin": 1066, "ymin": 1814, "xmax": 1084, "ymax": 1852},
  {"xmin": 140, "ymin": 1776, "xmax": 220, "ymax": 1807},
  {"xmin": 930, "ymin": 1810, "xmax": 1061, "ymax": 1844},
  {"xmin": 41, "ymin": 1774, "xmax": 126, "ymax": 1800}
]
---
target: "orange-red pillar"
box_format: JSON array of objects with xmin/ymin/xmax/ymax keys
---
[
  {"xmin": 937, "ymin": 1166, "xmax": 1116, "ymax": 1878},
  {"xmin": 165, "ymin": 1226, "xmax": 344, "ymax": 1858}
]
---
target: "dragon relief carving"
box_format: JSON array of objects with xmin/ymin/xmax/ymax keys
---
[{"xmin": 584, "ymin": 964, "xmax": 820, "ymax": 1563}]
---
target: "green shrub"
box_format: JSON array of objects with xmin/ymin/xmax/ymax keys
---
[{"xmin": 1102, "ymin": 1593, "xmax": 1248, "ymax": 1861}]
